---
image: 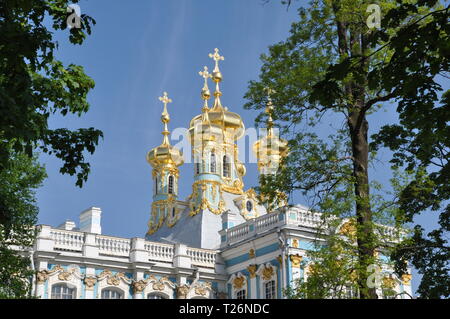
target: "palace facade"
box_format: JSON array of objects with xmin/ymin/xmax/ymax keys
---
[{"xmin": 30, "ymin": 49, "xmax": 413, "ymax": 299}]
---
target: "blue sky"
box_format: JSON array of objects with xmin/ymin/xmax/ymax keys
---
[{"xmin": 36, "ymin": 0, "xmax": 445, "ymax": 295}]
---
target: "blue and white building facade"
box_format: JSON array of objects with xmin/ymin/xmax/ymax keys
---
[{"xmin": 30, "ymin": 49, "xmax": 413, "ymax": 299}]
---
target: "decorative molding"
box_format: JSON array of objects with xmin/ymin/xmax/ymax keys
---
[
  {"xmin": 290, "ymin": 254, "xmax": 303, "ymax": 268},
  {"xmin": 247, "ymin": 264, "xmax": 257, "ymax": 279},
  {"xmin": 132, "ymin": 280, "xmax": 148, "ymax": 294},
  {"xmin": 177, "ymin": 284, "xmax": 190, "ymax": 299},
  {"xmin": 84, "ymin": 276, "xmax": 97, "ymax": 290}
]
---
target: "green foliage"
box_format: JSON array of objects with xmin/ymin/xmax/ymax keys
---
[
  {"xmin": 0, "ymin": 151, "xmax": 46, "ymax": 298},
  {"xmin": 247, "ymin": 0, "xmax": 448, "ymax": 298},
  {"xmin": 369, "ymin": 0, "xmax": 450, "ymax": 298},
  {"xmin": 0, "ymin": 0, "xmax": 103, "ymax": 188}
]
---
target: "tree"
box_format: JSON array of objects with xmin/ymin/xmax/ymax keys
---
[
  {"xmin": 0, "ymin": 0, "xmax": 102, "ymax": 186},
  {"xmin": 0, "ymin": 0, "xmax": 102, "ymax": 231},
  {"xmin": 245, "ymin": 0, "xmax": 446, "ymax": 298},
  {"xmin": 0, "ymin": 150, "xmax": 46, "ymax": 298},
  {"xmin": 0, "ymin": 0, "xmax": 102, "ymax": 298},
  {"xmin": 368, "ymin": 0, "xmax": 450, "ymax": 298}
]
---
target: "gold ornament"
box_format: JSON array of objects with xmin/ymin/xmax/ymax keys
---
[
  {"xmin": 247, "ymin": 265, "xmax": 257, "ymax": 279},
  {"xmin": 401, "ymin": 274, "xmax": 412, "ymax": 285},
  {"xmin": 249, "ymin": 249, "xmax": 256, "ymax": 258},
  {"xmin": 382, "ymin": 276, "xmax": 396, "ymax": 289},
  {"xmin": 84, "ymin": 276, "xmax": 97, "ymax": 290},
  {"xmin": 58, "ymin": 270, "xmax": 72, "ymax": 281},
  {"xmin": 132, "ymin": 280, "xmax": 148, "ymax": 294},
  {"xmin": 292, "ymin": 239, "xmax": 299, "ymax": 248},
  {"xmin": 233, "ymin": 276, "xmax": 245, "ymax": 289},
  {"xmin": 290, "ymin": 254, "xmax": 303, "ymax": 268},
  {"xmin": 177, "ymin": 285, "xmax": 190, "ymax": 299},
  {"xmin": 36, "ymin": 270, "xmax": 49, "ymax": 284},
  {"xmin": 262, "ymin": 266, "xmax": 274, "ymax": 281},
  {"xmin": 339, "ymin": 219, "xmax": 357, "ymax": 237}
]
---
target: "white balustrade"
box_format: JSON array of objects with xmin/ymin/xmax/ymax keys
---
[
  {"xmin": 50, "ymin": 229, "xmax": 84, "ymax": 252},
  {"xmin": 187, "ymin": 248, "xmax": 217, "ymax": 267},
  {"xmin": 95, "ymin": 235, "xmax": 131, "ymax": 257},
  {"xmin": 144, "ymin": 242, "xmax": 174, "ymax": 262}
]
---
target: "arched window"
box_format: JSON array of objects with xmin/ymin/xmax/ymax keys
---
[
  {"xmin": 51, "ymin": 284, "xmax": 76, "ymax": 299},
  {"xmin": 264, "ymin": 280, "xmax": 276, "ymax": 299},
  {"xmin": 246, "ymin": 200, "xmax": 253, "ymax": 212},
  {"xmin": 172, "ymin": 207, "xmax": 176, "ymax": 218},
  {"xmin": 236, "ymin": 289, "xmax": 246, "ymax": 299},
  {"xmin": 195, "ymin": 162, "xmax": 201, "ymax": 175},
  {"xmin": 168, "ymin": 175, "xmax": 174, "ymax": 194},
  {"xmin": 147, "ymin": 293, "xmax": 168, "ymax": 299},
  {"xmin": 155, "ymin": 177, "xmax": 158, "ymax": 195},
  {"xmin": 101, "ymin": 288, "xmax": 123, "ymax": 299},
  {"xmin": 223, "ymin": 155, "xmax": 230, "ymax": 178},
  {"xmin": 210, "ymin": 153, "xmax": 216, "ymax": 173}
]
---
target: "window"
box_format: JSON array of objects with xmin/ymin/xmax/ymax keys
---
[
  {"xmin": 168, "ymin": 175, "xmax": 174, "ymax": 194},
  {"xmin": 210, "ymin": 153, "xmax": 216, "ymax": 173},
  {"xmin": 172, "ymin": 207, "xmax": 176, "ymax": 218},
  {"xmin": 236, "ymin": 289, "xmax": 246, "ymax": 299},
  {"xmin": 223, "ymin": 155, "xmax": 230, "ymax": 178},
  {"xmin": 264, "ymin": 280, "xmax": 276, "ymax": 299},
  {"xmin": 155, "ymin": 177, "xmax": 158, "ymax": 195},
  {"xmin": 246, "ymin": 200, "xmax": 253, "ymax": 212},
  {"xmin": 101, "ymin": 289, "xmax": 123, "ymax": 299},
  {"xmin": 147, "ymin": 293, "xmax": 168, "ymax": 299},
  {"xmin": 51, "ymin": 284, "xmax": 76, "ymax": 299},
  {"xmin": 196, "ymin": 162, "xmax": 201, "ymax": 175}
]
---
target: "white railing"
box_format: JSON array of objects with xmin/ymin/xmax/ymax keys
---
[
  {"xmin": 255, "ymin": 212, "xmax": 280, "ymax": 232},
  {"xmin": 50, "ymin": 229, "xmax": 84, "ymax": 252},
  {"xmin": 221, "ymin": 207, "xmax": 325, "ymax": 246},
  {"xmin": 227, "ymin": 223, "xmax": 251, "ymax": 243},
  {"xmin": 288, "ymin": 208, "xmax": 322, "ymax": 228},
  {"xmin": 187, "ymin": 247, "xmax": 217, "ymax": 267},
  {"xmin": 144, "ymin": 242, "xmax": 174, "ymax": 262},
  {"xmin": 96, "ymin": 235, "xmax": 131, "ymax": 257}
]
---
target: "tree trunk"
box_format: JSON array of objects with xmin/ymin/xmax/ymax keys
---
[
  {"xmin": 333, "ymin": 0, "xmax": 377, "ymax": 299},
  {"xmin": 348, "ymin": 113, "xmax": 378, "ymax": 299}
]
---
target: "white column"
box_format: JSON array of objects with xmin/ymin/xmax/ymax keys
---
[
  {"xmin": 249, "ymin": 276, "xmax": 257, "ymax": 298},
  {"xmin": 35, "ymin": 225, "xmax": 54, "ymax": 252},
  {"xmin": 35, "ymin": 260, "xmax": 48, "ymax": 299},
  {"xmin": 173, "ymin": 244, "xmax": 191, "ymax": 269},
  {"xmin": 84, "ymin": 266, "xmax": 96, "ymax": 299},
  {"xmin": 82, "ymin": 233, "xmax": 99, "ymax": 258}
]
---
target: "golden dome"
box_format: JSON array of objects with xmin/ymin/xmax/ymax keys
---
[
  {"xmin": 147, "ymin": 92, "xmax": 184, "ymax": 168},
  {"xmin": 147, "ymin": 143, "xmax": 184, "ymax": 167},
  {"xmin": 189, "ymin": 48, "xmax": 245, "ymax": 141},
  {"xmin": 253, "ymin": 90, "xmax": 288, "ymax": 170}
]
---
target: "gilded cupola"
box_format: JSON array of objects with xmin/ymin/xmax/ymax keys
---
[
  {"xmin": 253, "ymin": 88, "xmax": 288, "ymax": 176},
  {"xmin": 189, "ymin": 48, "xmax": 245, "ymax": 142},
  {"xmin": 146, "ymin": 92, "xmax": 184, "ymax": 236},
  {"xmin": 147, "ymin": 92, "xmax": 184, "ymax": 168}
]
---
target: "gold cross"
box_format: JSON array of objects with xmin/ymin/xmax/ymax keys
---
[
  {"xmin": 209, "ymin": 48, "xmax": 224, "ymax": 71},
  {"xmin": 159, "ymin": 91, "xmax": 172, "ymax": 106},
  {"xmin": 199, "ymin": 66, "xmax": 211, "ymax": 84}
]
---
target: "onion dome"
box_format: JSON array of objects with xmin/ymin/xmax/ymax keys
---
[
  {"xmin": 253, "ymin": 88, "xmax": 288, "ymax": 174},
  {"xmin": 147, "ymin": 92, "xmax": 184, "ymax": 167},
  {"xmin": 188, "ymin": 48, "xmax": 245, "ymax": 142},
  {"xmin": 189, "ymin": 66, "xmax": 224, "ymax": 144}
]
